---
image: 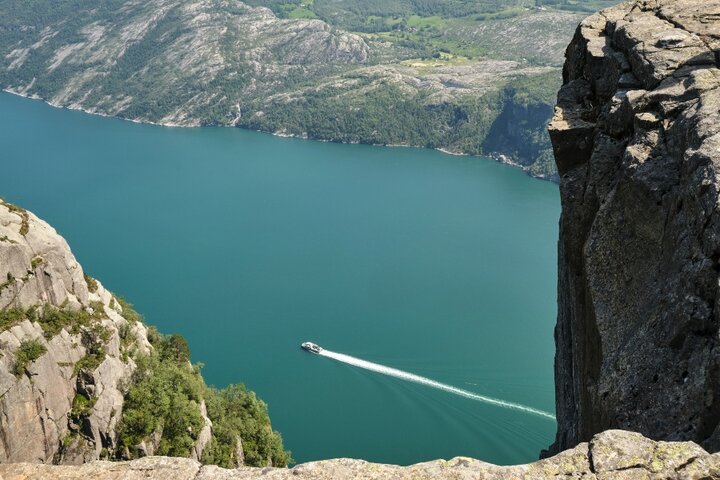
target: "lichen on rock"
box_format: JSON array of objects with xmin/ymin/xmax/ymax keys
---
[{"xmin": 1, "ymin": 430, "xmax": 719, "ymax": 479}]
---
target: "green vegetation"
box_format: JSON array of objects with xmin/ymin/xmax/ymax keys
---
[
  {"xmin": 73, "ymin": 323, "xmax": 111, "ymax": 375},
  {"xmin": 244, "ymin": 79, "xmax": 501, "ymax": 151},
  {"xmin": 242, "ymin": 70, "xmax": 558, "ymax": 174},
  {"xmin": 202, "ymin": 385, "xmax": 291, "ymax": 467},
  {"xmin": 0, "ymin": 303, "xmax": 111, "ymax": 374},
  {"xmin": 0, "ymin": 296, "xmax": 289, "ymax": 466},
  {"xmin": 118, "ymin": 331, "xmax": 290, "ymax": 466},
  {"xmin": 118, "ymin": 333, "xmax": 205, "ymax": 457},
  {"xmin": 253, "ymin": 0, "xmax": 535, "ymax": 30},
  {"xmin": 246, "ymin": 0, "xmax": 618, "ymax": 63},
  {"xmin": 0, "ymin": 272, "xmax": 17, "ymax": 295},
  {"xmin": 482, "ymin": 71, "xmax": 560, "ymax": 177},
  {"xmin": 536, "ymin": 0, "xmax": 618, "ymax": 13},
  {"xmin": 1, "ymin": 200, "xmax": 30, "ymax": 235},
  {"xmin": 506, "ymin": 70, "xmax": 560, "ymax": 107},
  {"xmin": 0, "ymin": 306, "xmax": 33, "ymax": 331},
  {"xmin": 62, "ymin": 431, "xmax": 79, "ymax": 448},
  {"xmin": 69, "ymin": 389, "xmax": 97, "ymax": 445},
  {"xmin": 0, "ymin": 0, "xmax": 591, "ymax": 177},
  {"xmin": 35, "ymin": 305, "xmax": 94, "ymax": 338},
  {"xmin": 0, "ymin": 302, "xmax": 105, "ymax": 338},
  {"xmin": 13, "ymin": 338, "xmax": 47, "ymax": 375},
  {"xmin": 241, "ymin": 0, "xmax": 614, "ymax": 73},
  {"xmin": 84, "ymin": 274, "xmax": 99, "ymax": 293},
  {"xmin": 287, "ymin": 0, "xmax": 318, "ymax": 19},
  {"xmin": 31, "ymin": 256, "xmax": 44, "ymax": 270},
  {"xmin": 71, "ymin": 392, "xmax": 96, "ymax": 417},
  {"xmin": 115, "ymin": 296, "xmax": 142, "ymax": 323},
  {"xmin": 119, "ymin": 322, "xmax": 135, "ymax": 362}
]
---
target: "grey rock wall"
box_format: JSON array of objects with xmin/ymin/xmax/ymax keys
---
[
  {"xmin": 0, "ymin": 200, "xmax": 180, "ymax": 464},
  {"xmin": 548, "ymin": 0, "xmax": 720, "ymax": 455}
]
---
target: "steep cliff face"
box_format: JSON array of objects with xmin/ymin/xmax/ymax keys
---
[
  {"xmin": 0, "ymin": 199, "xmax": 155, "ymax": 463},
  {"xmin": 0, "ymin": 200, "xmax": 285, "ymax": 466},
  {"xmin": 549, "ymin": 0, "xmax": 720, "ymax": 455},
  {"xmin": 482, "ymin": 85, "xmax": 558, "ymax": 179}
]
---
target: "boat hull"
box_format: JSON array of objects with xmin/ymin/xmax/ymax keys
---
[{"xmin": 301, "ymin": 341, "xmax": 322, "ymax": 354}]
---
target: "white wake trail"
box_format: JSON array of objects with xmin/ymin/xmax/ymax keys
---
[{"xmin": 318, "ymin": 349, "xmax": 555, "ymax": 421}]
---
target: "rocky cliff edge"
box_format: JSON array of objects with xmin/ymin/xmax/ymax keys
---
[
  {"xmin": 549, "ymin": 0, "xmax": 720, "ymax": 455},
  {"xmin": 0, "ymin": 199, "xmax": 155, "ymax": 463},
  {"xmin": 0, "ymin": 199, "xmax": 214, "ymax": 464},
  {"xmin": 1, "ymin": 430, "xmax": 719, "ymax": 479}
]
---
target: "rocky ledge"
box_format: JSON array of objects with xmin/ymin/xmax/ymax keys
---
[
  {"xmin": 549, "ymin": 0, "xmax": 720, "ymax": 455},
  {"xmin": 0, "ymin": 430, "xmax": 718, "ymax": 479}
]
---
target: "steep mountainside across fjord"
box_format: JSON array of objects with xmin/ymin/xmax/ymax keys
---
[
  {"xmin": 0, "ymin": 199, "xmax": 289, "ymax": 467},
  {"xmin": 0, "ymin": 0, "xmax": 612, "ymax": 179},
  {"xmin": 549, "ymin": 0, "xmax": 720, "ymax": 456}
]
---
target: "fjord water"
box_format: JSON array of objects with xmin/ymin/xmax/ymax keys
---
[{"xmin": 0, "ymin": 92, "xmax": 559, "ymax": 465}]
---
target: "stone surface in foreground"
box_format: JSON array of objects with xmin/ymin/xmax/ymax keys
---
[{"xmin": 0, "ymin": 431, "xmax": 718, "ymax": 479}]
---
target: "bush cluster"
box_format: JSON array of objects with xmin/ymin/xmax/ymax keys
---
[
  {"xmin": 117, "ymin": 332, "xmax": 291, "ymax": 466},
  {"xmin": 13, "ymin": 339, "xmax": 46, "ymax": 376}
]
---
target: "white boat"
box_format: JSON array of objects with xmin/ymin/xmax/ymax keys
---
[{"xmin": 301, "ymin": 341, "xmax": 322, "ymax": 354}]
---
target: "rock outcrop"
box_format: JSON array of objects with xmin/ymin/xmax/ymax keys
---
[
  {"xmin": 0, "ymin": 199, "xmax": 147, "ymax": 463},
  {"xmin": 0, "ymin": 199, "xmax": 215, "ymax": 464},
  {"xmin": 1, "ymin": 430, "xmax": 718, "ymax": 479},
  {"xmin": 548, "ymin": 0, "xmax": 720, "ymax": 454}
]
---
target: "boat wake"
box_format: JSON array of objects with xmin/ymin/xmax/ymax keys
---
[{"xmin": 317, "ymin": 348, "xmax": 555, "ymax": 421}]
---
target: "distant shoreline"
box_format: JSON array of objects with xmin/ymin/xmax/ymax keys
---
[{"xmin": 2, "ymin": 88, "xmax": 557, "ymax": 183}]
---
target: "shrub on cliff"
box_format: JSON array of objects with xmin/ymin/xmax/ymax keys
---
[
  {"xmin": 202, "ymin": 384, "xmax": 291, "ymax": 467},
  {"xmin": 117, "ymin": 331, "xmax": 291, "ymax": 466},
  {"xmin": 117, "ymin": 333, "xmax": 205, "ymax": 457},
  {"xmin": 13, "ymin": 338, "xmax": 46, "ymax": 376}
]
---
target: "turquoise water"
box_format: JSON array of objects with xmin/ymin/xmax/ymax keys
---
[{"xmin": 0, "ymin": 92, "xmax": 560, "ymax": 465}]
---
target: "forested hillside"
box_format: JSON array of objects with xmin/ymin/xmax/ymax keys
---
[{"xmin": 0, "ymin": 0, "xmax": 616, "ymax": 178}]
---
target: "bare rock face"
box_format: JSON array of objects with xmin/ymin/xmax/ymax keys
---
[
  {"xmin": 0, "ymin": 199, "xmax": 153, "ymax": 463},
  {"xmin": 0, "ymin": 200, "xmax": 291, "ymax": 468},
  {"xmin": 0, "ymin": 203, "xmax": 88, "ymax": 309},
  {"xmin": 548, "ymin": 0, "xmax": 720, "ymax": 454},
  {"xmin": 0, "ymin": 430, "xmax": 717, "ymax": 479}
]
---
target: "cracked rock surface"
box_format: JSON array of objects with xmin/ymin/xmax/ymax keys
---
[
  {"xmin": 548, "ymin": 0, "xmax": 720, "ymax": 455},
  {"xmin": 0, "ymin": 431, "xmax": 718, "ymax": 479},
  {"xmin": 0, "ymin": 200, "xmax": 180, "ymax": 464}
]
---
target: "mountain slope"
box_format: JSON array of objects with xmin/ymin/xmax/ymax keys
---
[{"xmin": 0, "ymin": 0, "xmax": 595, "ymax": 178}]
